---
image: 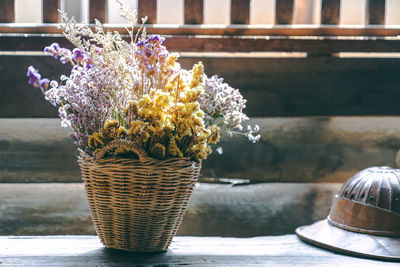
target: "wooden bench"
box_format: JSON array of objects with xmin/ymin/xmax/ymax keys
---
[{"xmin": 1, "ymin": 0, "xmax": 400, "ymax": 243}]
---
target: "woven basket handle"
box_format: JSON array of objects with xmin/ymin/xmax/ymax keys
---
[{"xmin": 94, "ymin": 140, "xmax": 148, "ymax": 161}]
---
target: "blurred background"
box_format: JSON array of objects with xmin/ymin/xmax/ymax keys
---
[{"xmin": 13, "ymin": 0, "xmax": 400, "ymax": 25}]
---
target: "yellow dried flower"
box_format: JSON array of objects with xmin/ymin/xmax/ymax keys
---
[
  {"xmin": 190, "ymin": 62, "xmax": 204, "ymax": 89},
  {"xmin": 104, "ymin": 120, "xmax": 119, "ymax": 131},
  {"xmin": 87, "ymin": 58, "xmax": 219, "ymax": 162},
  {"xmin": 150, "ymin": 143, "xmax": 166, "ymax": 159},
  {"xmin": 117, "ymin": 126, "xmax": 128, "ymax": 137},
  {"xmin": 208, "ymin": 125, "xmax": 220, "ymax": 144},
  {"xmin": 167, "ymin": 135, "xmax": 183, "ymax": 157}
]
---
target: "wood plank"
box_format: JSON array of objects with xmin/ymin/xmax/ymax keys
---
[
  {"xmin": 2, "ymin": 34, "xmax": 400, "ymax": 53},
  {"xmin": 89, "ymin": 0, "xmax": 107, "ymax": 23},
  {"xmin": 0, "ymin": 0, "xmax": 14, "ymax": 23},
  {"xmin": 275, "ymin": 0, "xmax": 294, "ymax": 24},
  {"xmin": 231, "ymin": 0, "xmax": 250, "ymax": 24},
  {"xmin": 184, "ymin": 0, "xmax": 203, "ymax": 24},
  {"xmin": 367, "ymin": 0, "xmax": 385, "ymax": 25},
  {"xmin": 43, "ymin": 0, "xmax": 59, "ymax": 23},
  {"xmin": 152, "ymin": 36, "xmax": 400, "ymax": 53},
  {"xmin": 0, "ymin": 183, "xmax": 341, "ymax": 235},
  {"xmin": 2, "ymin": 115, "xmax": 400, "ymax": 183},
  {"xmin": 138, "ymin": 0, "xmax": 157, "ymax": 24},
  {"xmin": 2, "ymin": 24, "xmax": 400, "ymax": 36},
  {"xmin": 1, "ymin": 235, "xmax": 397, "ymax": 265},
  {"xmin": 321, "ymin": 0, "xmax": 340, "ymax": 25}
]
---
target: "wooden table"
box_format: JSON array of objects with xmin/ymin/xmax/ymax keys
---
[{"xmin": 0, "ymin": 235, "xmax": 397, "ymax": 266}]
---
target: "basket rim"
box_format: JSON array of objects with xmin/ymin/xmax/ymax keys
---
[{"xmin": 78, "ymin": 148, "xmax": 200, "ymax": 165}]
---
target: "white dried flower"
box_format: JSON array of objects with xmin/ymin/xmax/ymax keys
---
[
  {"xmin": 200, "ymin": 75, "xmax": 249, "ymax": 131},
  {"xmin": 247, "ymin": 133, "xmax": 255, "ymax": 143},
  {"xmin": 50, "ymin": 80, "xmax": 58, "ymax": 87}
]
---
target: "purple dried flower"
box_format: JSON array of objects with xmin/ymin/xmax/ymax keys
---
[
  {"xmin": 134, "ymin": 34, "xmax": 170, "ymax": 78},
  {"xmin": 44, "ymin": 43, "xmax": 73, "ymax": 64},
  {"xmin": 148, "ymin": 34, "xmax": 164, "ymax": 44},
  {"xmin": 83, "ymin": 56, "xmax": 94, "ymax": 69},
  {"xmin": 27, "ymin": 66, "xmax": 41, "ymax": 87},
  {"xmin": 136, "ymin": 34, "xmax": 165, "ymax": 47},
  {"xmin": 72, "ymin": 48, "xmax": 84, "ymax": 62},
  {"xmin": 39, "ymin": 78, "xmax": 50, "ymax": 90},
  {"xmin": 59, "ymin": 48, "xmax": 72, "ymax": 64},
  {"xmin": 44, "ymin": 43, "xmax": 60, "ymax": 59}
]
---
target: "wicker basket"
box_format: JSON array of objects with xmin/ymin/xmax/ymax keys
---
[{"xmin": 77, "ymin": 140, "xmax": 201, "ymax": 252}]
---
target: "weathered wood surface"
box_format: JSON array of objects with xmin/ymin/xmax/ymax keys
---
[
  {"xmin": 89, "ymin": 0, "xmax": 107, "ymax": 23},
  {"xmin": 275, "ymin": 0, "xmax": 294, "ymax": 24},
  {"xmin": 4, "ymin": 56, "xmax": 400, "ymax": 118},
  {"xmin": 0, "ymin": 235, "xmax": 397, "ymax": 266},
  {"xmin": 184, "ymin": 0, "xmax": 203, "ymax": 24},
  {"xmin": 2, "ymin": 24, "xmax": 400, "ymax": 36},
  {"xmin": 321, "ymin": 0, "xmax": 340, "ymax": 25},
  {"xmin": 42, "ymin": 0, "xmax": 59, "ymax": 23},
  {"xmin": 231, "ymin": 0, "xmax": 250, "ymax": 25},
  {"xmin": 367, "ymin": 0, "xmax": 385, "ymax": 25},
  {"xmin": 138, "ymin": 0, "xmax": 157, "ymax": 24},
  {"xmin": 2, "ymin": 117, "xmax": 400, "ymax": 183},
  {"xmin": 3, "ymin": 34, "xmax": 400, "ymax": 53},
  {"xmin": 0, "ymin": 0, "xmax": 14, "ymax": 23},
  {"xmin": 0, "ymin": 183, "xmax": 341, "ymax": 236}
]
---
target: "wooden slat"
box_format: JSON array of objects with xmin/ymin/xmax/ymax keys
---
[
  {"xmin": 4, "ymin": 114, "xmax": 400, "ymax": 183},
  {"xmin": 163, "ymin": 36, "xmax": 400, "ymax": 53},
  {"xmin": 0, "ymin": 183, "xmax": 341, "ymax": 236},
  {"xmin": 89, "ymin": 0, "xmax": 107, "ymax": 23},
  {"xmin": 43, "ymin": 0, "xmax": 59, "ymax": 23},
  {"xmin": 367, "ymin": 0, "xmax": 385, "ymax": 25},
  {"xmin": 321, "ymin": 0, "xmax": 340, "ymax": 25},
  {"xmin": 184, "ymin": 0, "xmax": 203, "ymax": 24},
  {"xmin": 2, "ymin": 24, "xmax": 400, "ymax": 36},
  {"xmin": 138, "ymin": 0, "xmax": 157, "ymax": 24},
  {"xmin": 0, "ymin": 0, "xmax": 14, "ymax": 23},
  {"xmin": 275, "ymin": 0, "xmax": 294, "ymax": 24},
  {"xmin": 2, "ymin": 34, "xmax": 400, "ymax": 53},
  {"xmin": 231, "ymin": 0, "xmax": 250, "ymax": 24}
]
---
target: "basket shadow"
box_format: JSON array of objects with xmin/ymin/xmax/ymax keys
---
[{"xmin": 78, "ymin": 247, "xmax": 168, "ymax": 262}]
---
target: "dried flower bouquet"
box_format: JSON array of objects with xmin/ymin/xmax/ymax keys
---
[
  {"xmin": 27, "ymin": 2, "xmax": 259, "ymax": 162},
  {"xmin": 26, "ymin": 1, "xmax": 261, "ymax": 252}
]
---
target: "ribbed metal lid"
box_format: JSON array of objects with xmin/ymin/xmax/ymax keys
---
[{"xmin": 337, "ymin": 166, "xmax": 400, "ymax": 214}]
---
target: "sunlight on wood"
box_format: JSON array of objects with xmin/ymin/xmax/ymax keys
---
[
  {"xmin": 108, "ymin": 0, "xmax": 137, "ymax": 24},
  {"xmin": 338, "ymin": 52, "xmax": 400, "ymax": 58},
  {"xmin": 293, "ymin": 0, "xmax": 321, "ymax": 24},
  {"xmin": 250, "ymin": 0, "xmax": 275, "ymax": 25},
  {"xmin": 203, "ymin": 0, "xmax": 230, "ymax": 25},
  {"xmin": 157, "ymin": 0, "xmax": 184, "ymax": 25},
  {"xmin": 15, "ymin": 0, "xmax": 42, "ymax": 23},
  {"xmin": 340, "ymin": 0, "xmax": 367, "ymax": 25}
]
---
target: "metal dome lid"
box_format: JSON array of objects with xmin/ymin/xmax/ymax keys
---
[
  {"xmin": 327, "ymin": 166, "xmax": 400, "ymax": 236},
  {"xmin": 296, "ymin": 166, "xmax": 400, "ymax": 261},
  {"xmin": 337, "ymin": 166, "xmax": 400, "ymax": 214}
]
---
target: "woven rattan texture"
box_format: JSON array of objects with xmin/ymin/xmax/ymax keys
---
[{"xmin": 77, "ymin": 141, "xmax": 201, "ymax": 252}]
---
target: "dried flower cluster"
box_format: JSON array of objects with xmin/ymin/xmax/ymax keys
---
[{"xmin": 27, "ymin": 1, "xmax": 259, "ymax": 161}]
